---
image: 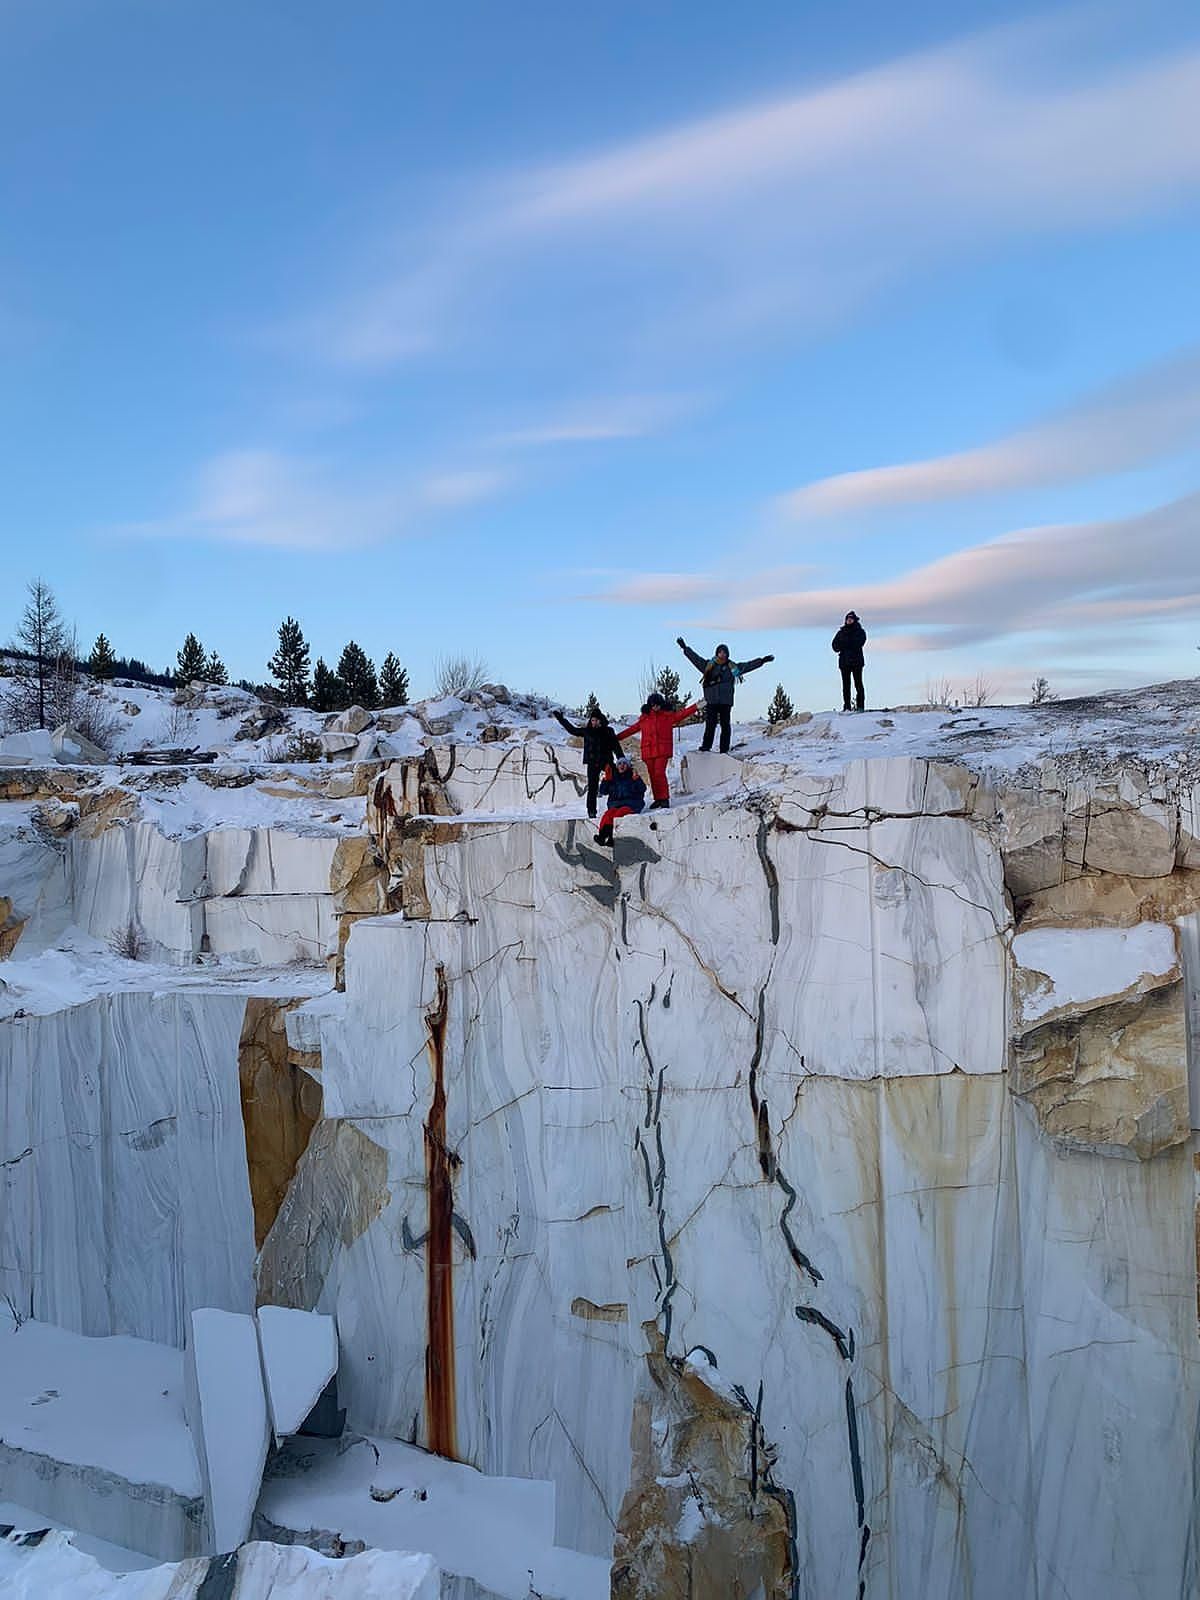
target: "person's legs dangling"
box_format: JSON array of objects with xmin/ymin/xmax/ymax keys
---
[{"xmin": 595, "ymin": 805, "xmax": 633, "ymax": 845}]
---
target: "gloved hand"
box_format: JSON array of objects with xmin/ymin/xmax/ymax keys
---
[{"xmin": 765, "ymin": 654, "xmax": 775, "ymax": 662}]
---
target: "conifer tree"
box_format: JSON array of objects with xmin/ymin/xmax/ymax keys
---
[
  {"xmin": 584, "ymin": 691, "xmax": 601, "ymax": 718},
  {"xmin": 767, "ymin": 683, "xmax": 795, "ymax": 725},
  {"xmin": 311, "ymin": 658, "xmax": 340, "ymax": 713},
  {"xmin": 176, "ymin": 632, "xmax": 207, "ymax": 684},
  {"xmin": 88, "ymin": 633, "xmax": 117, "ymax": 681},
  {"xmin": 205, "ymin": 651, "xmax": 229, "ymax": 686},
  {"xmin": 4, "ymin": 579, "xmax": 74, "ymax": 729},
  {"xmin": 267, "ymin": 616, "xmax": 311, "ymax": 705},
  {"xmin": 336, "ymin": 641, "xmax": 378, "ymax": 709},
  {"xmin": 379, "ymin": 652, "xmax": 409, "ymax": 706},
  {"xmin": 653, "ymin": 664, "xmax": 682, "ymax": 711}
]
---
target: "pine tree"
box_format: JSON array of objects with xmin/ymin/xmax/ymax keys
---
[
  {"xmin": 88, "ymin": 633, "xmax": 117, "ymax": 681},
  {"xmin": 176, "ymin": 632, "xmax": 207, "ymax": 684},
  {"xmin": 379, "ymin": 652, "xmax": 410, "ymax": 706},
  {"xmin": 767, "ymin": 683, "xmax": 795, "ymax": 725},
  {"xmin": 267, "ymin": 617, "xmax": 311, "ymax": 705},
  {"xmin": 653, "ymin": 664, "xmax": 682, "ymax": 711},
  {"xmin": 584, "ymin": 691, "xmax": 601, "ymax": 718},
  {"xmin": 4, "ymin": 579, "xmax": 74, "ymax": 730},
  {"xmin": 205, "ymin": 651, "xmax": 229, "ymax": 686},
  {"xmin": 336, "ymin": 641, "xmax": 379, "ymax": 709},
  {"xmin": 311, "ymin": 658, "xmax": 340, "ymax": 713}
]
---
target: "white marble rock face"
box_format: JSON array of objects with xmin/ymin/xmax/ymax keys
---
[
  {"xmin": 0, "ymin": 991, "xmax": 257, "ymax": 1344},
  {"xmin": 289, "ymin": 761, "xmax": 1200, "ymax": 1596}
]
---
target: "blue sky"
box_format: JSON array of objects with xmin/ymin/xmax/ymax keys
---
[{"xmin": 2, "ymin": 0, "xmax": 1199, "ymax": 715}]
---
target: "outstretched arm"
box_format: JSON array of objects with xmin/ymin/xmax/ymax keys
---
[
  {"xmin": 672, "ymin": 701, "xmax": 700, "ymax": 724},
  {"xmin": 615, "ymin": 716, "xmax": 641, "ymax": 742},
  {"xmin": 552, "ymin": 710, "xmax": 583, "ymax": 736},
  {"xmin": 677, "ymin": 637, "xmax": 707, "ymax": 672},
  {"xmin": 737, "ymin": 655, "xmax": 774, "ymax": 676}
]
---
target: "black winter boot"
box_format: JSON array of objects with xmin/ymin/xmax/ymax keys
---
[
  {"xmin": 594, "ymin": 824, "xmax": 613, "ymax": 846},
  {"xmin": 649, "ymin": 798, "xmax": 669, "ymax": 810}
]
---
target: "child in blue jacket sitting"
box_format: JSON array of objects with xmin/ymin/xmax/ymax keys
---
[{"xmin": 595, "ymin": 759, "xmax": 646, "ymax": 845}]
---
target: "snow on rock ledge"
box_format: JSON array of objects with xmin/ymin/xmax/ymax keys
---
[{"xmin": 0, "ymin": 1528, "xmax": 441, "ymax": 1598}]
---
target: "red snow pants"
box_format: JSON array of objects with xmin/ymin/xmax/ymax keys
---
[
  {"xmin": 599, "ymin": 805, "xmax": 634, "ymax": 830},
  {"xmin": 645, "ymin": 757, "xmax": 670, "ymax": 803}
]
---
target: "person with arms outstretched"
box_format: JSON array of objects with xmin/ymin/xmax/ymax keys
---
[
  {"xmin": 676, "ymin": 638, "xmax": 773, "ymax": 754},
  {"xmin": 832, "ymin": 611, "xmax": 866, "ymax": 711},
  {"xmin": 552, "ymin": 705, "xmax": 624, "ymax": 819},
  {"xmin": 616, "ymin": 692, "xmax": 698, "ymax": 810}
]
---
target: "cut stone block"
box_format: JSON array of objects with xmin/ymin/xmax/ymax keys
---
[
  {"xmin": 184, "ymin": 1309, "xmax": 270, "ymax": 1555},
  {"xmin": 256, "ymin": 1307, "xmax": 338, "ymax": 1439}
]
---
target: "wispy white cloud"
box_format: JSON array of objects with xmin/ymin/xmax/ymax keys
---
[
  {"xmin": 598, "ymin": 572, "xmax": 725, "ymax": 606},
  {"xmin": 780, "ymin": 347, "xmax": 1200, "ymax": 516},
  {"xmin": 289, "ymin": 22, "xmax": 1200, "ymax": 371},
  {"xmin": 120, "ymin": 448, "xmax": 510, "ymax": 551},
  {"xmin": 722, "ymin": 491, "xmax": 1200, "ymax": 646},
  {"xmin": 494, "ymin": 393, "xmax": 703, "ymax": 448}
]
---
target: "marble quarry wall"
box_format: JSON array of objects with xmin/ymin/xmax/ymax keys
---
[{"xmin": 3, "ymin": 746, "xmax": 1200, "ymax": 1597}]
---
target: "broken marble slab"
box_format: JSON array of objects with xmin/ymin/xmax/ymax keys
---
[
  {"xmin": 0, "ymin": 1527, "xmax": 441, "ymax": 1597},
  {"xmin": 184, "ymin": 1308, "xmax": 271, "ymax": 1555},
  {"xmin": 256, "ymin": 1306, "xmax": 338, "ymax": 1440},
  {"xmin": 0, "ymin": 1310, "xmax": 203, "ymax": 1560},
  {"xmin": 255, "ymin": 1434, "xmax": 607, "ymax": 1600}
]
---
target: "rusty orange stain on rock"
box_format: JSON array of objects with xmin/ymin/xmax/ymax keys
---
[{"xmin": 423, "ymin": 962, "xmax": 457, "ymax": 1460}]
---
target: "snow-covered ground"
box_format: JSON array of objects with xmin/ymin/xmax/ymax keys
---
[{"xmin": 5, "ymin": 671, "xmax": 1200, "ymax": 786}]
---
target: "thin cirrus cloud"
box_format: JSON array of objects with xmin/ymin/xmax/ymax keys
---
[
  {"xmin": 290, "ymin": 20, "xmax": 1200, "ymax": 371},
  {"xmin": 119, "ymin": 449, "xmax": 509, "ymax": 552},
  {"xmin": 493, "ymin": 393, "xmax": 704, "ymax": 449},
  {"xmin": 780, "ymin": 346, "xmax": 1200, "ymax": 516},
  {"xmin": 720, "ymin": 490, "xmax": 1200, "ymax": 649}
]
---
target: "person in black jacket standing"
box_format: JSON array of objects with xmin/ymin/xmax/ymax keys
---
[
  {"xmin": 552, "ymin": 706, "xmax": 624, "ymax": 818},
  {"xmin": 832, "ymin": 611, "xmax": 867, "ymax": 711},
  {"xmin": 676, "ymin": 638, "xmax": 774, "ymax": 753}
]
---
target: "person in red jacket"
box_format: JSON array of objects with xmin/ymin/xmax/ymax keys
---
[{"xmin": 616, "ymin": 692, "xmax": 699, "ymax": 809}]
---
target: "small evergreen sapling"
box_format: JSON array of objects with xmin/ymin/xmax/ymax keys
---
[
  {"xmin": 88, "ymin": 633, "xmax": 117, "ymax": 681},
  {"xmin": 767, "ymin": 684, "xmax": 795, "ymax": 725},
  {"xmin": 584, "ymin": 691, "xmax": 601, "ymax": 718},
  {"xmin": 379, "ymin": 652, "xmax": 410, "ymax": 706},
  {"xmin": 176, "ymin": 632, "xmax": 207, "ymax": 684},
  {"xmin": 205, "ymin": 651, "xmax": 229, "ymax": 686},
  {"xmin": 653, "ymin": 665, "xmax": 682, "ymax": 711}
]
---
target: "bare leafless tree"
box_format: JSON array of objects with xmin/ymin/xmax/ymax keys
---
[
  {"xmin": 1030, "ymin": 676, "xmax": 1057, "ymax": 706},
  {"xmin": 962, "ymin": 674, "xmax": 995, "ymax": 708},
  {"xmin": 433, "ymin": 653, "xmax": 489, "ymax": 698},
  {"xmin": 923, "ymin": 676, "xmax": 954, "ymax": 709}
]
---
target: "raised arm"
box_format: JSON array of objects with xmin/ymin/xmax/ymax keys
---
[
  {"xmin": 677, "ymin": 636, "xmax": 707, "ymax": 673},
  {"xmin": 737, "ymin": 654, "xmax": 774, "ymax": 677},
  {"xmin": 672, "ymin": 700, "xmax": 700, "ymax": 724},
  {"xmin": 552, "ymin": 709, "xmax": 584, "ymax": 736},
  {"xmin": 615, "ymin": 716, "xmax": 641, "ymax": 742}
]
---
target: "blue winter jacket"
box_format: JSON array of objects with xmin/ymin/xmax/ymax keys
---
[{"xmin": 599, "ymin": 770, "xmax": 646, "ymax": 813}]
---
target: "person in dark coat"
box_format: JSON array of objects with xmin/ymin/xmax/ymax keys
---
[
  {"xmin": 552, "ymin": 706, "xmax": 624, "ymax": 819},
  {"xmin": 595, "ymin": 758, "xmax": 647, "ymax": 845},
  {"xmin": 831, "ymin": 611, "xmax": 866, "ymax": 711},
  {"xmin": 676, "ymin": 638, "xmax": 774, "ymax": 753}
]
